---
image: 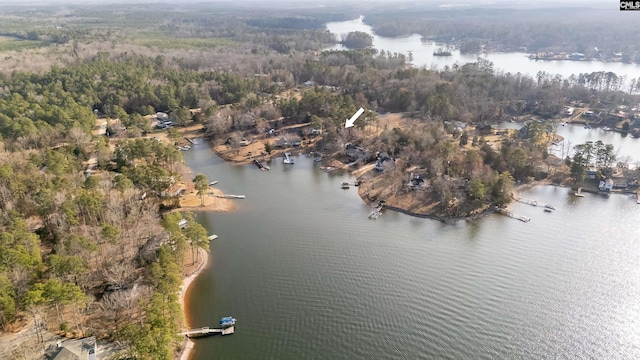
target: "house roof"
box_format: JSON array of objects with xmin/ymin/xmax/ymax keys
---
[{"xmin": 52, "ymin": 348, "xmax": 80, "ymax": 360}]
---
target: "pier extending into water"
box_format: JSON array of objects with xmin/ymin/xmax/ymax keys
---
[
  {"xmin": 368, "ymin": 203, "xmax": 384, "ymax": 220},
  {"xmin": 179, "ymin": 326, "xmax": 235, "ymax": 338},
  {"xmin": 495, "ymin": 208, "xmax": 530, "ymax": 222},
  {"xmin": 211, "ymin": 194, "xmax": 246, "ymax": 199},
  {"xmin": 253, "ymin": 159, "xmax": 270, "ymax": 171},
  {"xmin": 513, "ymin": 195, "xmax": 538, "ymax": 206}
]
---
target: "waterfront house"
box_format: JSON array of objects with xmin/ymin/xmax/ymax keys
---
[
  {"xmin": 374, "ymin": 152, "xmax": 395, "ymax": 172},
  {"xmin": 275, "ymin": 136, "xmax": 289, "ymax": 148},
  {"xmin": 475, "ymin": 124, "xmax": 493, "ymax": 135},
  {"xmin": 139, "ymin": 232, "xmax": 170, "ymax": 263},
  {"xmin": 51, "ymin": 337, "xmax": 97, "ymax": 360},
  {"xmin": 345, "ymin": 143, "xmax": 367, "ymax": 161},
  {"xmin": 408, "ymin": 173, "xmax": 426, "ymax": 189},
  {"xmin": 586, "ymin": 169, "xmax": 599, "ymax": 180}
]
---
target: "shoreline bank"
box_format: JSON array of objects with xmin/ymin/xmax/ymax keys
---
[{"xmin": 178, "ymin": 247, "xmax": 209, "ymax": 360}]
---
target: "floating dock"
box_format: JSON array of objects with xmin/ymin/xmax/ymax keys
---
[
  {"xmin": 368, "ymin": 204, "xmax": 384, "ymax": 219},
  {"xmin": 179, "ymin": 326, "xmax": 235, "ymax": 338},
  {"xmin": 283, "ymin": 152, "xmax": 294, "ymax": 164}
]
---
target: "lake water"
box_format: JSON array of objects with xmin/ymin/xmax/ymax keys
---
[
  {"xmin": 184, "ymin": 143, "xmax": 640, "ymax": 359},
  {"xmin": 495, "ymin": 121, "xmax": 640, "ymax": 165},
  {"xmin": 325, "ymin": 17, "xmax": 640, "ymax": 81}
]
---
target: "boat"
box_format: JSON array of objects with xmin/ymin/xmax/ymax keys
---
[
  {"xmin": 518, "ymin": 216, "xmax": 531, "ymax": 222},
  {"xmin": 602, "ymin": 126, "xmax": 611, "ymax": 131},
  {"xmin": 208, "ymin": 234, "xmax": 219, "ymax": 241},
  {"xmin": 209, "ymin": 181, "xmax": 219, "ymax": 186},
  {"xmin": 544, "ymin": 204, "xmax": 556, "ymax": 210},
  {"xmin": 574, "ymin": 187, "xmax": 585, "ymax": 197},
  {"xmin": 544, "ymin": 208, "xmax": 552, "ymax": 212},
  {"xmin": 177, "ymin": 145, "xmax": 191, "ymax": 151},
  {"xmin": 314, "ymin": 157, "xmax": 323, "ymax": 162},
  {"xmin": 341, "ymin": 182, "xmax": 350, "ymax": 189},
  {"xmin": 220, "ymin": 316, "xmax": 236, "ymax": 327}
]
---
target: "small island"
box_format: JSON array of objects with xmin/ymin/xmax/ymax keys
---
[{"xmin": 433, "ymin": 47, "xmax": 452, "ymax": 57}]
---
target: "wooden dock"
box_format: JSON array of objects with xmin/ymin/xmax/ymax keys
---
[
  {"xmin": 495, "ymin": 208, "xmax": 530, "ymax": 222},
  {"xmin": 368, "ymin": 202, "xmax": 384, "ymax": 219},
  {"xmin": 253, "ymin": 159, "xmax": 270, "ymax": 171},
  {"xmin": 179, "ymin": 326, "xmax": 235, "ymax": 338},
  {"xmin": 513, "ymin": 195, "xmax": 538, "ymax": 206},
  {"xmin": 283, "ymin": 152, "xmax": 294, "ymax": 164},
  {"xmin": 213, "ymin": 194, "xmax": 245, "ymax": 199}
]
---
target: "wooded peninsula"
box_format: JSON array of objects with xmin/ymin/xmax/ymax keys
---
[{"xmin": 0, "ymin": 1, "xmax": 639, "ymax": 359}]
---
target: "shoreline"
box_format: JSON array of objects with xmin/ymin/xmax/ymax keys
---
[{"xmin": 178, "ymin": 247, "xmax": 210, "ymax": 360}]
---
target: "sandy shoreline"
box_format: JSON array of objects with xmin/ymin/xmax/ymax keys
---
[
  {"xmin": 177, "ymin": 186, "xmax": 237, "ymax": 213},
  {"xmin": 178, "ymin": 247, "xmax": 210, "ymax": 360}
]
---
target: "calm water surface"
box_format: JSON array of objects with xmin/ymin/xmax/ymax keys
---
[
  {"xmin": 494, "ymin": 121, "xmax": 640, "ymax": 165},
  {"xmin": 184, "ymin": 143, "xmax": 640, "ymax": 359},
  {"xmin": 325, "ymin": 17, "xmax": 640, "ymax": 81}
]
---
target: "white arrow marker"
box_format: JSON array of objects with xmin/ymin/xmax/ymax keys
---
[{"xmin": 345, "ymin": 107, "xmax": 365, "ymax": 128}]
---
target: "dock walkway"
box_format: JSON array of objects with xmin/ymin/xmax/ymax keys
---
[
  {"xmin": 211, "ymin": 194, "xmax": 245, "ymax": 199},
  {"xmin": 179, "ymin": 326, "xmax": 235, "ymax": 338},
  {"xmin": 513, "ymin": 195, "xmax": 538, "ymax": 206},
  {"xmin": 368, "ymin": 203, "xmax": 384, "ymax": 219},
  {"xmin": 495, "ymin": 208, "xmax": 530, "ymax": 222},
  {"xmin": 253, "ymin": 159, "xmax": 270, "ymax": 171}
]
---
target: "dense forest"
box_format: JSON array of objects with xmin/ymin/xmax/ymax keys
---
[{"xmin": 0, "ymin": 2, "xmax": 639, "ymax": 359}]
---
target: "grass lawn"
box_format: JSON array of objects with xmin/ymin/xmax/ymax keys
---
[{"xmin": 0, "ymin": 36, "xmax": 44, "ymax": 52}]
